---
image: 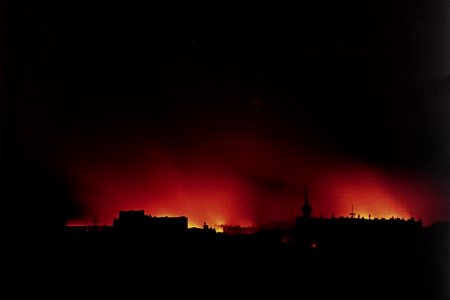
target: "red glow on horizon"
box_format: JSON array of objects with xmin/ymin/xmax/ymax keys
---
[
  {"xmin": 315, "ymin": 165, "xmax": 447, "ymax": 224},
  {"xmin": 66, "ymin": 220, "xmax": 91, "ymax": 227},
  {"xmin": 69, "ymin": 159, "xmax": 255, "ymax": 227},
  {"xmin": 65, "ymin": 131, "xmax": 448, "ymax": 228},
  {"xmin": 319, "ymin": 167, "xmax": 411, "ymax": 220}
]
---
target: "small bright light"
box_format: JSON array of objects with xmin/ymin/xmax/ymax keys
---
[{"xmin": 311, "ymin": 243, "xmax": 317, "ymax": 249}]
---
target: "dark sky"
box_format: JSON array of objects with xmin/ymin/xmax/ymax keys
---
[{"xmin": 2, "ymin": 1, "xmax": 450, "ymax": 227}]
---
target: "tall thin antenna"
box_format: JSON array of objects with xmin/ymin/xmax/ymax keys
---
[{"xmin": 350, "ymin": 204, "xmax": 356, "ymax": 218}]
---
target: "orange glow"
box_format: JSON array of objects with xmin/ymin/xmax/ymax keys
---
[
  {"xmin": 331, "ymin": 179, "xmax": 410, "ymax": 220},
  {"xmin": 317, "ymin": 165, "xmax": 427, "ymax": 221},
  {"xmin": 68, "ymin": 156, "xmax": 254, "ymax": 227},
  {"xmin": 317, "ymin": 164, "xmax": 445, "ymax": 224},
  {"xmin": 66, "ymin": 132, "xmax": 448, "ymax": 228}
]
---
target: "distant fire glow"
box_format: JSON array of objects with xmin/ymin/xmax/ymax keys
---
[
  {"xmin": 320, "ymin": 167, "xmax": 412, "ymax": 220},
  {"xmin": 66, "ymin": 132, "xmax": 448, "ymax": 227}
]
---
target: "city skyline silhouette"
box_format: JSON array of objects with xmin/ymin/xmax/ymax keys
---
[
  {"xmin": 67, "ymin": 186, "xmax": 427, "ymax": 230},
  {"xmin": 2, "ymin": 0, "xmax": 450, "ymax": 299},
  {"xmin": 60, "ymin": 194, "xmax": 448, "ymax": 300}
]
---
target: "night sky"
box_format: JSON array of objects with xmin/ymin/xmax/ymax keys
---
[{"xmin": 2, "ymin": 1, "xmax": 450, "ymax": 228}]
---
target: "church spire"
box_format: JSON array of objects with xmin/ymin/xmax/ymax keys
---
[{"xmin": 302, "ymin": 187, "xmax": 312, "ymax": 218}]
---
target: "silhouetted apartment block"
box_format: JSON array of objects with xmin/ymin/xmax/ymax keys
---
[{"xmin": 113, "ymin": 210, "xmax": 188, "ymax": 235}]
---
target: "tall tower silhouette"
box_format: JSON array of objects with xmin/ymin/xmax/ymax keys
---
[
  {"xmin": 350, "ymin": 204, "xmax": 356, "ymax": 219},
  {"xmin": 302, "ymin": 187, "xmax": 312, "ymax": 218}
]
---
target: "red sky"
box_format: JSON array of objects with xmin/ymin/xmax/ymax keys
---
[
  {"xmin": 6, "ymin": 0, "xmax": 449, "ymax": 229},
  {"xmin": 65, "ymin": 129, "xmax": 448, "ymax": 228}
]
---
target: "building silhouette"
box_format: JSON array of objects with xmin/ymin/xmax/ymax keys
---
[
  {"xmin": 59, "ymin": 193, "xmax": 448, "ymax": 300},
  {"xmin": 301, "ymin": 187, "xmax": 312, "ymax": 218},
  {"xmin": 113, "ymin": 210, "xmax": 188, "ymax": 236},
  {"xmin": 294, "ymin": 190, "xmax": 423, "ymax": 255}
]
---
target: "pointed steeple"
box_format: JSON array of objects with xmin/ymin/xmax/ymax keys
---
[{"xmin": 302, "ymin": 187, "xmax": 312, "ymax": 218}]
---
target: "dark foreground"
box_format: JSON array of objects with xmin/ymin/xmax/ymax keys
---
[{"xmin": 1, "ymin": 224, "xmax": 449, "ymax": 300}]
